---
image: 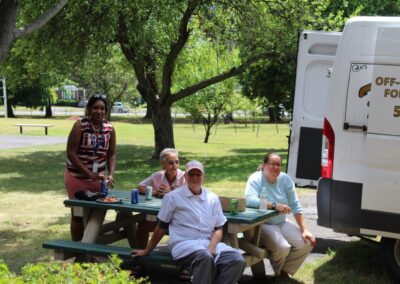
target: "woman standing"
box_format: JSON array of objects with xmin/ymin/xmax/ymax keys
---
[{"xmin": 64, "ymin": 94, "xmax": 116, "ymax": 241}]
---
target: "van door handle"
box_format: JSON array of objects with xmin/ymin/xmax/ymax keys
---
[{"xmin": 343, "ymin": 123, "xmax": 367, "ymax": 131}]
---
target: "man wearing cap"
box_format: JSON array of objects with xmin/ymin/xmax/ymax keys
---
[{"xmin": 131, "ymin": 160, "xmax": 245, "ymax": 284}]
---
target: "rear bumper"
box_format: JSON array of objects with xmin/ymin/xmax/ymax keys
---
[{"xmin": 317, "ymin": 178, "xmax": 362, "ymax": 235}]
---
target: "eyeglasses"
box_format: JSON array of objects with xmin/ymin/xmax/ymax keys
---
[
  {"xmin": 267, "ymin": 162, "xmax": 281, "ymax": 168},
  {"xmin": 188, "ymin": 172, "xmax": 202, "ymax": 177},
  {"xmin": 93, "ymin": 94, "xmax": 106, "ymax": 99},
  {"xmin": 167, "ymin": 160, "xmax": 179, "ymax": 165}
]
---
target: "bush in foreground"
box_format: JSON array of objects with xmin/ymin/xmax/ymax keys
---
[{"xmin": 0, "ymin": 256, "xmax": 147, "ymax": 284}]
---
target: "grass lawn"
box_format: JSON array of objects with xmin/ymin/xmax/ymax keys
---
[{"xmin": 0, "ymin": 116, "xmax": 394, "ymax": 283}]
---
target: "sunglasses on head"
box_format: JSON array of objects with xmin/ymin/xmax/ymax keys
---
[{"xmin": 93, "ymin": 94, "xmax": 106, "ymax": 99}]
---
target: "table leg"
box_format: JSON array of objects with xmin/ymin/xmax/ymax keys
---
[
  {"xmin": 251, "ymin": 260, "xmax": 267, "ymax": 278},
  {"xmin": 81, "ymin": 209, "xmax": 106, "ymax": 243},
  {"xmin": 19, "ymin": 126, "xmax": 22, "ymax": 134},
  {"xmin": 45, "ymin": 127, "xmax": 48, "ymax": 135},
  {"xmin": 117, "ymin": 211, "xmax": 140, "ymax": 248},
  {"xmin": 243, "ymin": 225, "xmax": 267, "ymax": 278}
]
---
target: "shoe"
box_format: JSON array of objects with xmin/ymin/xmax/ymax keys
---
[
  {"xmin": 179, "ymin": 268, "xmax": 191, "ymax": 282},
  {"xmin": 280, "ymin": 270, "xmax": 291, "ymax": 279}
]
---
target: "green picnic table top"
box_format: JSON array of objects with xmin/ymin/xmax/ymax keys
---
[{"xmin": 64, "ymin": 190, "xmax": 278, "ymax": 225}]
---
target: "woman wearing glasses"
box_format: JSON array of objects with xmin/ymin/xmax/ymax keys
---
[
  {"xmin": 64, "ymin": 94, "xmax": 116, "ymax": 241},
  {"xmin": 245, "ymin": 153, "xmax": 316, "ymax": 279},
  {"xmin": 136, "ymin": 148, "xmax": 186, "ymax": 248}
]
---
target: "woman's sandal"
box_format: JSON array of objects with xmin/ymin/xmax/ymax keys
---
[{"xmin": 179, "ymin": 268, "xmax": 191, "ymax": 282}]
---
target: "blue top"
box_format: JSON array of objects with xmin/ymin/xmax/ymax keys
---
[{"xmin": 245, "ymin": 171, "xmax": 302, "ymax": 225}]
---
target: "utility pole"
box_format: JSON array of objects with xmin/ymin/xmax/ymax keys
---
[{"xmin": 1, "ymin": 77, "xmax": 7, "ymax": 118}]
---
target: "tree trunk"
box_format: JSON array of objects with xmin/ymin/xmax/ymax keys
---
[
  {"xmin": 268, "ymin": 107, "xmax": 276, "ymax": 122},
  {"xmin": 6, "ymin": 103, "xmax": 14, "ymax": 118},
  {"xmin": 151, "ymin": 104, "xmax": 175, "ymax": 158},
  {"xmin": 0, "ymin": 1, "xmax": 18, "ymax": 62},
  {"xmin": 203, "ymin": 124, "xmax": 211, "ymax": 143},
  {"xmin": 45, "ymin": 98, "xmax": 52, "ymax": 118},
  {"xmin": 144, "ymin": 105, "xmax": 152, "ymax": 119},
  {"xmin": 45, "ymin": 106, "xmax": 52, "ymax": 118},
  {"xmin": 223, "ymin": 112, "xmax": 234, "ymax": 124}
]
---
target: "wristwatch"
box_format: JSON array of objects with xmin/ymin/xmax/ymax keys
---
[{"xmin": 271, "ymin": 202, "xmax": 276, "ymax": 210}]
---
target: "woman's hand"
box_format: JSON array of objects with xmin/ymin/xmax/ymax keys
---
[
  {"xmin": 302, "ymin": 229, "xmax": 317, "ymax": 246},
  {"xmin": 276, "ymin": 203, "xmax": 292, "ymax": 214},
  {"xmin": 157, "ymin": 183, "xmax": 171, "ymax": 197},
  {"xmin": 106, "ymin": 175, "xmax": 114, "ymax": 188}
]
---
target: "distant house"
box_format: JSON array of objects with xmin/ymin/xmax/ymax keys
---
[{"xmin": 55, "ymin": 85, "xmax": 86, "ymax": 101}]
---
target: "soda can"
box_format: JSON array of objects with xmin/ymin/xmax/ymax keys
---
[
  {"xmin": 145, "ymin": 186, "xmax": 153, "ymax": 200},
  {"xmin": 230, "ymin": 198, "xmax": 239, "ymax": 215},
  {"xmin": 131, "ymin": 189, "xmax": 139, "ymax": 204},
  {"xmin": 100, "ymin": 180, "xmax": 108, "ymax": 197}
]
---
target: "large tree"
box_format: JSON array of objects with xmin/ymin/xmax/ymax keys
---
[
  {"xmin": 0, "ymin": 0, "xmax": 68, "ymax": 62},
  {"xmin": 31, "ymin": 0, "xmax": 277, "ymax": 158}
]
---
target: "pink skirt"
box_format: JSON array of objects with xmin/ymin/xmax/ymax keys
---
[{"xmin": 64, "ymin": 169, "xmax": 101, "ymax": 199}]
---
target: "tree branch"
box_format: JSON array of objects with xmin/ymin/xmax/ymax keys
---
[
  {"xmin": 171, "ymin": 51, "xmax": 275, "ymax": 103},
  {"xmin": 159, "ymin": 0, "xmax": 199, "ymax": 104},
  {"xmin": 15, "ymin": 0, "xmax": 68, "ymax": 39}
]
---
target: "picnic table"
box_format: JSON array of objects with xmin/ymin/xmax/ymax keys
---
[{"xmin": 44, "ymin": 190, "xmax": 278, "ymax": 278}]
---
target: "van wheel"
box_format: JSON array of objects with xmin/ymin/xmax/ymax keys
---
[
  {"xmin": 381, "ymin": 237, "xmax": 400, "ymax": 281},
  {"xmin": 118, "ymin": 109, "xmax": 123, "ymax": 113}
]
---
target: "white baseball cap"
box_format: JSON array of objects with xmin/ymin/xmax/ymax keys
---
[{"xmin": 185, "ymin": 160, "xmax": 204, "ymax": 174}]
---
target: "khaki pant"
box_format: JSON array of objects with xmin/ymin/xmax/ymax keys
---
[{"xmin": 260, "ymin": 220, "xmax": 313, "ymax": 275}]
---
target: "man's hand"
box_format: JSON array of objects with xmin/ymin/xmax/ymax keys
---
[
  {"xmin": 130, "ymin": 249, "xmax": 149, "ymax": 257},
  {"xmin": 207, "ymin": 245, "xmax": 217, "ymax": 256}
]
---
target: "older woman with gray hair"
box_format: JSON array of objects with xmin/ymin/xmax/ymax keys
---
[
  {"xmin": 136, "ymin": 148, "xmax": 186, "ymax": 248},
  {"xmin": 137, "ymin": 148, "xmax": 185, "ymax": 197}
]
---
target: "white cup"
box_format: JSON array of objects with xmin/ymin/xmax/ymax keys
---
[{"xmin": 259, "ymin": 193, "xmax": 268, "ymax": 211}]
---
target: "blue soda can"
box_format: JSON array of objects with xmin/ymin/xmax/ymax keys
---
[
  {"xmin": 100, "ymin": 180, "xmax": 108, "ymax": 197},
  {"xmin": 131, "ymin": 189, "xmax": 139, "ymax": 204}
]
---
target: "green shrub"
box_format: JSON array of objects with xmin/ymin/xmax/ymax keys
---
[
  {"xmin": 0, "ymin": 259, "xmax": 16, "ymax": 281},
  {"xmin": 54, "ymin": 99, "xmax": 79, "ymax": 107},
  {"xmin": 0, "ymin": 256, "xmax": 147, "ymax": 284}
]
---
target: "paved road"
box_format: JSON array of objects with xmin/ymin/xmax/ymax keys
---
[{"xmin": 0, "ymin": 135, "xmax": 67, "ymax": 149}]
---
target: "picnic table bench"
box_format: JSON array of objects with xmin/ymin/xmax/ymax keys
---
[
  {"xmin": 14, "ymin": 123, "xmax": 54, "ymax": 135},
  {"xmin": 42, "ymin": 239, "xmax": 180, "ymax": 275}
]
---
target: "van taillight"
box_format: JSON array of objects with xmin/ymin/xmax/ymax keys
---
[{"xmin": 321, "ymin": 118, "xmax": 335, "ymax": 179}]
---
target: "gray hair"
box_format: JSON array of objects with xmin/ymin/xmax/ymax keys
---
[{"xmin": 159, "ymin": 148, "xmax": 179, "ymax": 163}]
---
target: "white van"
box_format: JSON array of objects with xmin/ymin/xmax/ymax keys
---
[{"xmin": 288, "ymin": 17, "xmax": 400, "ymax": 280}]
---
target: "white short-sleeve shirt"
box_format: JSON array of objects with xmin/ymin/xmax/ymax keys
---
[{"xmin": 157, "ymin": 185, "xmax": 237, "ymax": 259}]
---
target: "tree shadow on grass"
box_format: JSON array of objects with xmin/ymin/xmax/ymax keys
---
[
  {"xmin": 313, "ymin": 240, "xmax": 393, "ymax": 283},
  {"xmin": 0, "ymin": 145, "xmax": 288, "ymax": 194},
  {"xmin": 0, "ymin": 215, "xmax": 71, "ymax": 272}
]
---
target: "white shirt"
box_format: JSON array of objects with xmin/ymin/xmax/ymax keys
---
[{"xmin": 157, "ymin": 185, "xmax": 237, "ymax": 259}]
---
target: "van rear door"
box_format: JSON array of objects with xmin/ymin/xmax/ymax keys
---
[{"xmin": 287, "ymin": 31, "xmax": 341, "ymax": 186}]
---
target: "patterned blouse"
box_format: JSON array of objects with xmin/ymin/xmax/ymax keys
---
[{"xmin": 66, "ymin": 118, "xmax": 113, "ymax": 179}]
